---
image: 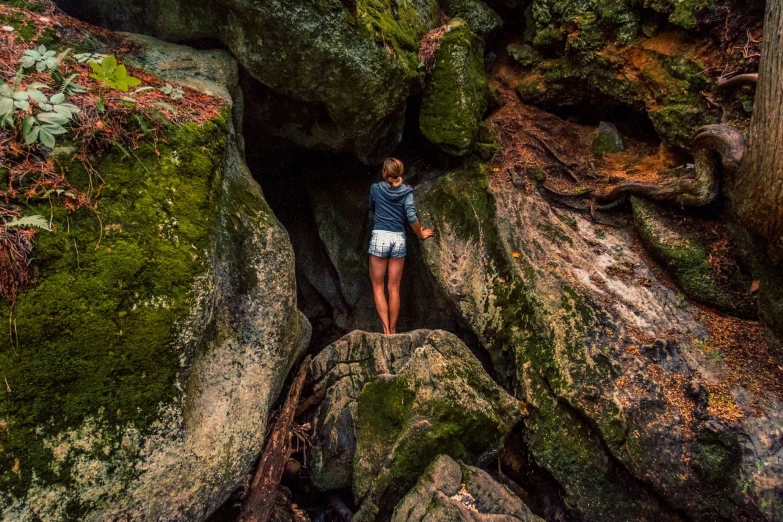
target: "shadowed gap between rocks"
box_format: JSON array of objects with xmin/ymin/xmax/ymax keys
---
[{"xmin": 242, "ymin": 83, "xmax": 488, "ymax": 362}]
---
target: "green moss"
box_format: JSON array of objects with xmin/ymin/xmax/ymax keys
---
[
  {"xmin": 0, "ymin": 7, "xmax": 58, "ymax": 46},
  {"xmin": 523, "ymin": 374, "xmax": 663, "ymax": 521},
  {"xmin": 474, "ymin": 123, "xmax": 501, "ymax": 161},
  {"xmin": 0, "ymin": 0, "xmax": 45, "ymax": 12},
  {"xmin": 0, "ymin": 117, "xmax": 227, "ymax": 502},
  {"xmin": 439, "ymin": 0, "xmax": 501, "ymax": 35},
  {"xmin": 0, "ymin": 11, "xmax": 36, "ymax": 42},
  {"xmin": 354, "ymin": 0, "xmax": 434, "ymax": 74},
  {"xmin": 353, "ymin": 340, "xmax": 521, "ymax": 520},
  {"xmin": 631, "ymin": 197, "xmax": 722, "ymax": 305},
  {"xmin": 507, "ymin": 43, "xmax": 540, "ymax": 68},
  {"xmin": 419, "ymin": 19, "xmax": 488, "ymax": 156}
]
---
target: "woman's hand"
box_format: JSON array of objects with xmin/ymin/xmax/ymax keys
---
[{"xmin": 411, "ymin": 221, "xmax": 434, "ymax": 240}]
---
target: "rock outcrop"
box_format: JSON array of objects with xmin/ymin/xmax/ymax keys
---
[
  {"xmin": 306, "ymin": 330, "xmax": 524, "ymax": 521},
  {"xmin": 0, "ymin": 20, "xmax": 310, "ymax": 522},
  {"xmin": 414, "ymin": 155, "xmax": 783, "ymax": 521},
  {"xmin": 392, "ymin": 454, "xmax": 543, "ymax": 522}
]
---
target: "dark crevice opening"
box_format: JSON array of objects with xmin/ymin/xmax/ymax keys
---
[
  {"xmin": 547, "ymin": 101, "xmax": 662, "ymax": 145},
  {"xmin": 242, "ymin": 76, "xmax": 488, "ymax": 365}
]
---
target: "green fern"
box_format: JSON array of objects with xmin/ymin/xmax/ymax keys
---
[{"xmin": 4, "ymin": 215, "xmax": 52, "ymax": 231}]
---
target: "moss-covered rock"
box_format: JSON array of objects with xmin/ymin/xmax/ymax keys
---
[
  {"xmin": 515, "ymin": 43, "xmax": 715, "ymax": 149},
  {"xmin": 0, "ymin": 34, "xmax": 309, "ymax": 521},
  {"xmin": 53, "ymin": 0, "xmax": 438, "ymax": 163},
  {"xmin": 416, "ymin": 158, "xmax": 782, "ymax": 521},
  {"xmin": 305, "ymin": 330, "xmax": 523, "ymax": 521},
  {"xmin": 420, "ymin": 19, "xmax": 489, "ymax": 157},
  {"xmin": 507, "ymin": 43, "xmax": 540, "ymax": 68},
  {"xmin": 440, "ymin": 0, "xmax": 502, "ymax": 35},
  {"xmin": 631, "ymin": 196, "xmax": 756, "ymax": 318},
  {"xmin": 592, "ymin": 121, "xmax": 625, "ymax": 156},
  {"xmin": 524, "ymin": 0, "xmax": 712, "ymax": 49},
  {"xmin": 391, "ymin": 454, "xmax": 544, "ymax": 521}
]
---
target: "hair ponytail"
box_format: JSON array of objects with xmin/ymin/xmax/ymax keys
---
[{"xmin": 383, "ymin": 157, "xmax": 404, "ymax": 187}]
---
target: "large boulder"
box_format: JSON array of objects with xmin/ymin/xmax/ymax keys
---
[
  {"xmin": 306, "ymin": 330, "xmax": 524, "ymax": 521},
  {"xmin": 420, "ymin": 19, "xmax": 489, "ymax": 157},
  {"xmin": 413, "ymin": 104, "xmax": 783, "ymax": 522},
  {"xmin": 0, "ymin": 20, "xmax": 309, "ymax": 522},
  {"xmin": 392, "ymin": 454, "xmax": 543, "ymax": 522}
]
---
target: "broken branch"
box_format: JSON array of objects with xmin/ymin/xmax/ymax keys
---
[{"xmin": 238, "ymin": 355, "xmax": 313, "ymax": 522}]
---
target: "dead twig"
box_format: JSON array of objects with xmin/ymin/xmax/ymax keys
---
[
  {"xmin": 295, "ymin": 387, "xmax": 326, "ymax": 418},
  {"xmin": 528, "ymin": 133, "xmax": 581, "ymax": 183}
]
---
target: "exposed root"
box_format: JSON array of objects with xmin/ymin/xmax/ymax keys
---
[
  {"xmin": 717, "ymin": 73, "xmax": 759, "ymax": 88},
  {"xmin": 552, "ymin": 125, "xmax": 745, "ymax": 209},
  {"xmin": 529, "ymin": 133, "xmax": 581, "ymax": 183}
]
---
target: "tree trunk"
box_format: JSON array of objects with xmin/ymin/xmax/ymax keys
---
[{"xmin": 731, "ymin": 0, "xmax": 783, "ymax": 247}]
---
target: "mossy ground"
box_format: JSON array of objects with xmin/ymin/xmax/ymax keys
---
[{"xmin": 0, "ymin": 116, "xmax": 227, "ymax": 506}]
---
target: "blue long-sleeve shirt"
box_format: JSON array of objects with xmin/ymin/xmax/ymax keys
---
[{"xmin": 369, "ymin": 181, "xmax": 419, "ymax": 234}]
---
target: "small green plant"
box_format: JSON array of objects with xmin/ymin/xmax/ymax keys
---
[
  {"xmin": 692, "ymin": 338, "xmax": 710, "ymax": 350},
  {"xmin": 19, "ymin": 45, "xmax": 67, "ymax": 72},
  {"xmin": 22, "ymin": 92, "xmax": 80, "ymax": 148},
  {"xmin": 89, "ymin": 55, "xmax": 142, "ymax": 92},
  {"xmin": 706, "ymin": 350, "xmax": 723, "ymax": 362},
  {"xmin": 0, "ymin": 82, "xmax": 30, "ymax": 126},
  {"xmin": 160, "ymin": 83, "xmax": 184, "ymax": 100},
  {"xmin": 4, "ymin": 215, "xmax": 51, "ymax": 231},
  {"xmin": 51, "ymin": 71, "xmax": 86, "ymax": 95},
  {"xmin": 74, "ymin": 52, "xmax": 106, "ymax": 64}
]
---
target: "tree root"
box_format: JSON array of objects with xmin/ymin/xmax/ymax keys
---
[
  {"xmin": 543, "ymin": 125, "xmax": 745, "ymax": 212},
  {"xmin": 717, "ymin": 73, "xmax": 758, "ymax": 89}
]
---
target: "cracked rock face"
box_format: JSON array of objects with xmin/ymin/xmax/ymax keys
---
[
  {"xmin": 305, "ymin": 329, "xmax": 524, "ymax": 521},
  {"xmin": 392, "ymin": 454, "xmax": 544, "ymax": 522},
  {"xmin": 415, "ymin": 159, "xmax": 783, "ymax": 521}
]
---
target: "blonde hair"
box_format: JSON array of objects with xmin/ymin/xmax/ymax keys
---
[{"xmin": 382, "ymin": 157, "xmax": 404, "ymax": 186}]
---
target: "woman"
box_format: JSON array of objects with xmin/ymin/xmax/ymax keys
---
[{"xmin": 368, "ymin": 158, "xmax": 434, "ymax": 334}]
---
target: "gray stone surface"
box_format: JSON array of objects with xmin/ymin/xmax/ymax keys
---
[
  {"xmin": 392, "ymin": 455, "xmax": 544, "ymax": 522},
  {"xmin": 305, "ymin": 330, "xmax": 524, "ymax": 521}
]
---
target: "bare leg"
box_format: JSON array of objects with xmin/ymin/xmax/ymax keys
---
[
  {"xmin": 386, "ymin": 257, "xmax": 405, "ymax": 334},
  {"xmin": 369, "ymin": 255, "xmax": 390, "ymax": 334}
]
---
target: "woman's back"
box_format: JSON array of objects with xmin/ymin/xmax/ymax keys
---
[{"xmin": 370, "ymin": 181, "xmax": 417, "ymax": 234}]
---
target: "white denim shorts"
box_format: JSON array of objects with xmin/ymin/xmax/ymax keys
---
[{"xmin": 368, "ymin": 230, "xmax": 407, "ymax": 258}]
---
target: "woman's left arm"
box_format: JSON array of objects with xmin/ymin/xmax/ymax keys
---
[{"xmin": 405, "ymin": 192, "xmax": 433, "ymax": 240}]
